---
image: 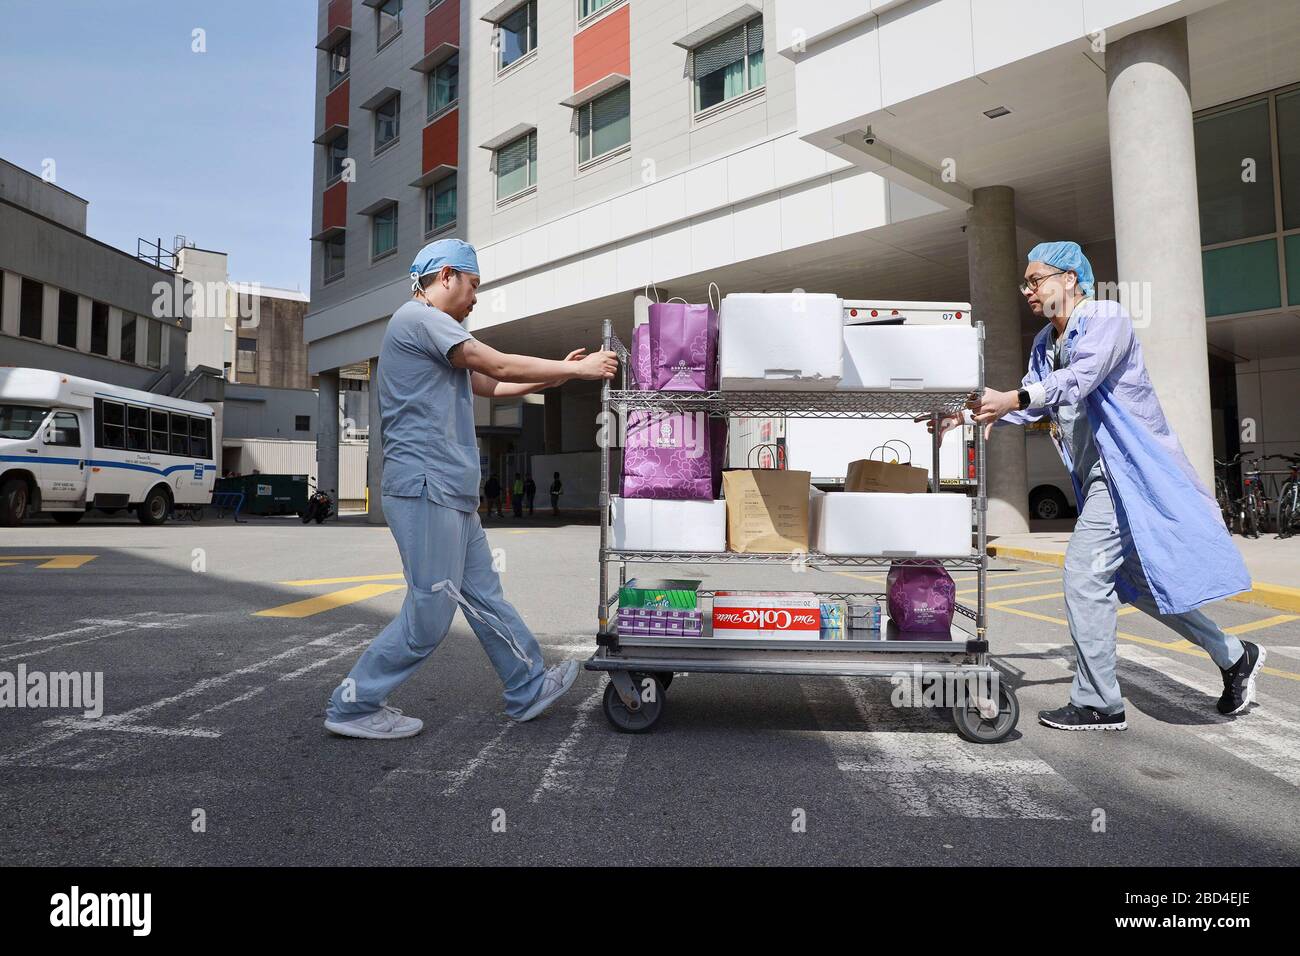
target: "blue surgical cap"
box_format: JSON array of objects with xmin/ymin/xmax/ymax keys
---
[
  {"xmin": 1027, "ymin": 241, "xmax": 1094, "ymax": 297},
  {"xmin": 410, "ymin": 238, "xmax": 480, "ymax": 281}
]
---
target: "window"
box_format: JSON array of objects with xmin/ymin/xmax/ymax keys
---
[
  {"xmin": 374, "ymin": 94, "xmax": 400, "ymax": 153},
  {"xmin": 170, "ymin": 413, "xmax": 191, "ymax": 456},
  {"xmin": 47, "ymin": 412, "xmax": 81, "ymax": 447},
  {"xmin": 19, "ymin": 278, "xmax": 42, "ymax": 339},
  {"xmin": 426, "ymin": 174, "xmax": 457, "ymax": 234},
  {"xmin": 151, "ymin": 410, "xmax": 170, "ymax": 453},
  {"xmin": 328, "ymin": 35, "xmax": 350, "ymax": 90},
  {"xmin": 497, "ymin": 1, "xmax": 536, "ymax": 72},
  {"xmin": 126, "ymin": 405, "xmax": 149, "ymax": 451},
  {"xmin": 1278, "ymin": 88, "xmax": 1300, "ymax": 231},
  {"xmin": 580, "ymin": 0, "xmax": 619, "ymax": 19},
  {"xmin": 90, "ymin": 301, "xmax": 109, "ymax": 355},
  {"xmin": 324, "ymin": 234, "xmax": 346, "ymax": 282},
  {"xmin": 578, "ymin": 84, "xmax": 630, "ymax": 165},
  {"xmin": 377, "ymin": 0, "xmax": 402, "ymax": 50},
  {"xmin": 190, "ymin": 417, "xmax": 211, "ymax": 460},
  {"xmin": 147, "ymin": 320, "xmax": 162, "ymax": 369},
  {"xmin": 57, "ymin": 290, "xmax": 78, "ymax": 348},
  {"xmin": 327, "ymin": 132, "xmax": 349, "ymax": 183},
  {"xmin": 496, "ymin": 130, "xmax": 536, "ymax": 201},
  {"xmin": 296, "ymin": 415, "xmax": 312, "ymax": 432},
  {"xmin": 372, "ymin": 203, "xmax": 399, "ymax": 258},
  {"xmin": 692, "ymin": 16, "xmax": 764, "ymax": 114},
  {"xmin": 427, "ymin": 53, "xmax": 458, "ymax": 118},
  {"xmin": 1194, "ymin": 99, "xmax": 1275, "ymax": 245},
  {"xmin": 237, "ymin": 336, "xmax": 257, "ymax": 375},
  {"xmin": 99, "ymin": 400, "xmax": 126, "ymax": 450},
  {"xmin": 120, "ymin": 314, "xmax": 137, "ymax": 363},
  {"xmin": 0, "ymin": 404, "xmax": 47, "ymax": 441}
]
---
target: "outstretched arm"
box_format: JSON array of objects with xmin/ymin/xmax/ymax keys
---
[
  {"xmin": 470, "ymin": 349, "xmax": 590, "ymax": 397},
  {"xmin": 452, "ymin": 340, "xmax": 616, "ymax": 384}
]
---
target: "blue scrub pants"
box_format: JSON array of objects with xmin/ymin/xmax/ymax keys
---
[
  {"xmin": 1063, "ymin": 479, "xmax": 1245, "ymax": 714},
  {"xmin": 326, "ymin": 494, "xmax": 547, "ymax": 721}
]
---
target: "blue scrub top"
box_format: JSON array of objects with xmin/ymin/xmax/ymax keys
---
[{"xmin": 377, "ymin": 299, "xmax": 479, "ymax": 512}]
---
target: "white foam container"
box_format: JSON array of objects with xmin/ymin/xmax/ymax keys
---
[
  {"xmin": 719, "ymin": 293, "xmax": 843, "ymax": 389},
  {"xmin": 610, "ymin": 496, "xmax": 727, "ymax": 552},
  {"xmin": 840, "ymin": 325, "xmax": 979, "ymax": 391},
  {"xmin": 810, "ymin": 492, "xmax": 972, "ymax": 557}
]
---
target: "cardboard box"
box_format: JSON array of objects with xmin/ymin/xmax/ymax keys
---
[
  {"xmin": 610, "ymin": 497, "xmax": 727, "ymax": 552},
  {"xmin": 845, "ymin": 457, "xmax": 931, "ymax": 494},
  {"xmin": 840, "ymin": 325, "xmax": 979, "ymax": 391},
  {"xmin": 712, "ymin": 591, "xmax": 820, "ymax": 639},
  {"xmin": 722, "ymin": 469, "xmax": 811, "ymax": 553},
  {"xmin": 810, "ymin": 492, "xmax": 972, "ymax": 557},
  {"xmin": 618, "ymin": 578, "xmax": 701, "ymax": 609},
  {"xmin": 719, "ymin": 293, "xmax": 843, "ymax": 389}
]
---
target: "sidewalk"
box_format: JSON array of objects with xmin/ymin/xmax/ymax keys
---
[{"xmin": 988, "ymin": 528, "xmax": 1300, "ymax": 613}]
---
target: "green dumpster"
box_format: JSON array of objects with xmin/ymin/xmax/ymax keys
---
[{"xmin": 214, "ymin": 474, "xmax": 310, "ymax": 517}]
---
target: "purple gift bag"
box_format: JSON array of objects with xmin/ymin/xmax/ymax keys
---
[
  {"xmin": 647, "ymin": 284, "xmax": 719, "ymax": 391},
  {"xmin": 886, "ymin": 561, "xmax": 957, "ymax": 635},
  {"xmin": 631, "ymin": 324, "xmax": 652, "ymax": 389},
  {"xmin": 622, "ymin": 411, "xmax": 714, "ymax": 499}
]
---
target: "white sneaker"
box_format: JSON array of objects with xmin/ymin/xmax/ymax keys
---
[
  {"xmin": 324, "ymin": 704, "xmax": 423, "ymax": 739},
  {"xmin": 512, "ymin": 661, "xmax": 579, "ymax": 722}
]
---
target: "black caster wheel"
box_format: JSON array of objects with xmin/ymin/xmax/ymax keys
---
[
  {"xmin": 952, "ymin": 680, "xmax": 1019, "ymax": 744},
  {"xmin": 655, "ymin": 671, "xmax": 674, "ymax": 689},
  {"xmin": 602, "ymin": 674, "xmax": 665, "ymax": 733}
]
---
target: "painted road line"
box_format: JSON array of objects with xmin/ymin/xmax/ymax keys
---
[
  {"xmin": 255, "ymin": 583, "xmax": 406, "ymax": 618},
  {"xmin": 989, "ymin": 591, "xmax": 1140, "ymax": 616},
  {"xmin": 959, "ymin": 575, "xmax": 1067, "ymax": 597},
  {"xmin": 993, "ymin": 604, "xmax": 1300, "ymax": 682},
  {"xmin": 0, "ymin": 554, "xmax": 98, "ymax": 569},
  {"xmin": 531, "ymin": 683, "xmax": 630, "ymax": 804},
  {"xmin": 0, "ymin": 613, "xmax": 200, "ymax": 663},
  {"xmin": 281, "ymin": 573, "xmax": 405, "ymax": 587},
  {"xmin": 1226, "ymin": 614, "xmax": 1300, "ymax": 635}
]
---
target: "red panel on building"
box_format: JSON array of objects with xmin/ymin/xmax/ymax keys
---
[
  {"xmin": 425, "ymin": 0, "xmax": 459, "ymax": 51},
  {"xmin": 322, "ymin": 181, "xmax": 347, "ymax": 231},
  {"xmin": 325, "ymin": 80, "xmax": 349, "ymax": 130},
  {"xmin": 573, "ymin": 4, "xmax": 629, "ymax": 92},
  {"xmin": 422, "ymin": 108, "xmax": 459, "ymax": 174},
  {"xmin": 327, "ymin": 0, "xmax": 351, "ymax": 32}
]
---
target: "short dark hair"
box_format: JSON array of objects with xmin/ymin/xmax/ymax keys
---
[{"xmin": 418, "ymin": 267, "xmax": 459, "ymax": 291}]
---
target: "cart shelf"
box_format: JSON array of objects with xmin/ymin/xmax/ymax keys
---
[
  {"xmin": 606, "ymin": 388, "xmax": 972, "ymax": 420},
  {"xmin": 601, "ymin": 548, "xmax": 981, "ymax": 569}
]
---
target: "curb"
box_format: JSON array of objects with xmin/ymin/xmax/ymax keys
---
[{"xmin": 986, "ymin": 543, "xmax": 1300, "ymax": 614}]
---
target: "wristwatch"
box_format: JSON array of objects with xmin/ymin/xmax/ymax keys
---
[{"xmin": 1016, "ymin": 388, "xmax": 1031, "ymax": 410}]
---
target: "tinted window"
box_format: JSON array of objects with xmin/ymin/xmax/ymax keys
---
[
  {"xmin": 127, "ymin": 405, "xmax": 149, "ymax": 451},
  {"xmin": 151, "ymin": 410, "xmax": 170, "ymax": 453},
  {"xmin": 170, "ymin": 413, "xmax": 190, "ymax": 456}
]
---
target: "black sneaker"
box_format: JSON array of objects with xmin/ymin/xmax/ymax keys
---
[
  {"xmin": 1038, "ymin": 702, "xmax": 1128, "ymax": 731},
  {"xmin": 1218, "ymin": 641, "xmax": 1266, "ymax": 716}
]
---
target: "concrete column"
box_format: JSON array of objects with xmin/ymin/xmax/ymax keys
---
[
  {"xmin": 967, "ymin": 185, "xmax": 1031, "ymax": 534},
  {"xmin": 544, "ymin": 387, "xmax": 563, "ymax": 454},
  {"xmin": 1107, "ymin": 17, "xmax": 1214, "ymax": 489},
  {"xmin": 366, "ymin": 356, "xmax": 385, "ymax": 524},
  {"xmin": 316, "ymin": 368, "xmax": 340, "ymax": 510}
]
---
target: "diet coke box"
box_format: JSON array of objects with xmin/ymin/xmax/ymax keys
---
[{"xmin": 712, "ymin": 591, "xmax": 821, "ymax": 639}]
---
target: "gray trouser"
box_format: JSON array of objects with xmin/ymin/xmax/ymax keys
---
[{"xmin": 1063, "ymin": 478, "xmax": 1245, "ymax": 714}]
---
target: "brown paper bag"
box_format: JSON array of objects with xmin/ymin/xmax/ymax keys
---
[
  {"xmin": 723, "ymin": 469, "xmax": 811, "ymax": 553},
  {"xmin": 845, "ymin": 458, "xmax": 929, "ymax": 493}
]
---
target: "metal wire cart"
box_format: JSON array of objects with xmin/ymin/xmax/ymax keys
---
[{"xmin": 585, "ymin": 318, "xmax": 1019, "ymax": 742}]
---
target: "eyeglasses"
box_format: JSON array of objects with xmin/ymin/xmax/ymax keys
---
[{"xmin": 1019, "ymin": 270, "xmax": 1066, "ymax": 295}]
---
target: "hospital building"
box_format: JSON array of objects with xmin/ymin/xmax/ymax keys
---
[{"xmin": 307, "ymin": 0, "xmax": 1300, "ymax": 530}]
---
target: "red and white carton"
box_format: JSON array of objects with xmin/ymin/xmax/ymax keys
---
[{"xmin": 712, "ymin": 591, "xmax": 821, "ymax": 639}]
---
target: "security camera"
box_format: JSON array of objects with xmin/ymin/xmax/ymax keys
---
[{"xmin": 863, "ymin": 126, "xmax": 876, "ymax": 146}]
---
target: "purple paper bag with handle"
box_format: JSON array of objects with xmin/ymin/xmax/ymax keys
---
[
  {"xmin": 621, "ymin": 410, "xmax": 714, "ymax": 499},
  {"xmin": 648, "ymin": 290, "xmax": 718, "ymax": 392},
  {"xmin": 886, "ymin": 561, "xmax": 957, "ymax": 635},
  {"xmin": 631, "ymin": 324, "xmax": 652, "ymax": 389}
]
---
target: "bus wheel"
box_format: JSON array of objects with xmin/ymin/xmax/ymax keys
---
[
  {"xmin": 138, "ymin": 486, "xmax": 171, "ymax": 525},
  {"xmin": 52, "ymin": 511, "xmax": 84, "ymax": 525},
  {"xmin": 1, "ymin": 477, "xmax": 29, "ymax": 527}
]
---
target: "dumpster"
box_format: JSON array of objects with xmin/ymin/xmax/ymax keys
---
[{"xmin": 214, "ymin": 474, "xmax": 310, "ymax": 517}]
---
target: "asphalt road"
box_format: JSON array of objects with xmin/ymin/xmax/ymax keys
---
[{"xmin": 2, "ymin": 511, "xmax": 1298, "ymax": 866}]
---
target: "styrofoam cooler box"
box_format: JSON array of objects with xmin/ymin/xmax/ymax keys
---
[
  {"xmin": 811, "ymin": 492, "xmax": 972, "ymax": 557},
  {"xmin": 610, "ymin": 496, "xmax": 726, "ymax": 552},
  {"xmin": 719, "ymin": 293, "xmax": 843, "ymax": 389},
  {"xmin": 840, "ymin": 325, "xmax": 979, "ymax": 391}
]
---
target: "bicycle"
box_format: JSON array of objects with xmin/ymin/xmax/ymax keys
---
[
  {"xmin": 1274, "ymin": 453, "xmax": 1300, "ymax": 539},
  {"xmin": 1214, "ymin": 454, "xmax": 1242, "ymax": 533},
  {"xmin": 1239, "ymin": 456, "xmax": 1272, "ymax": 539}
]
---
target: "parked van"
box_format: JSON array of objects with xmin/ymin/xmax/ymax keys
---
[
  {"xmin": 0, "ymin": 367, "xmax": 217, "ymax": 526},
  {"xmin": 1026, "ymin": 423, "xmax": 1077, "ymax": 520}
]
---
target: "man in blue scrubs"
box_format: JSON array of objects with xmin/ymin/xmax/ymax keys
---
[{"xmin": 325, "ymin": 239, "xmax": 617, "ymax": 739}]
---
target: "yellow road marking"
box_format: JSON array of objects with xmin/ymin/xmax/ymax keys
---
[
  {"xmin": 0, "ymin": 554, "xmax": 98, "ymax": 569},
  {"xmin": 959, "ymin": 575, "xmax": 1063, "ymax": 597},
  {"xmin": 1226, "ymin": 614, "xmax": 1300, "ymax": 635},
  {"xmin": 255, "ymin": 583, "xmax": 406, "ymax": 618},
  {"xmin": 834, "ymin": 567, "xmax": 1060, "ymax": 588},
  {"xmin": 990, "ymin": 590, "xmax": 1140, "ymax": 616},
  {"xmin": 991, "ymin": 604, "xmax": 1300, "ymax": 682},
  {"xmin": 281, "ymin": 572, "xmax": 405, "ymax": 587}
]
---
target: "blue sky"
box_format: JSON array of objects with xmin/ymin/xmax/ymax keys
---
[{"xmin": 0, "ymin": 0, "xmax": 316, "ymax": 292}]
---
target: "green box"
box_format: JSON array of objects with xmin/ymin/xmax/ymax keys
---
[{"xmin": 618, "ymin": 578, "xmax": 701, "ymax": 609}]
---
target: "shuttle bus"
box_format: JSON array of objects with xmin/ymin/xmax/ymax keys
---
[{"xmin": 0, "ymin": 367, "xmax": 217, "ymax": 526}]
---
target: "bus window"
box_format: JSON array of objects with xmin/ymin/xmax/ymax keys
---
[
  {"xmin": 150, "ymin": 410, "xmax": 169, "ymax": 453},
  {"xmin": 0, "ymin": 404, "xmax": 46, "ymax": 440},
  {"xmin": 100, "ymin": 401, "xmax": 126, "ymax": 449},
  {"xmin": 48, "ymin": 412, "xmax": 81, "ymax": 447},
  {"xmin": 190, "ymin": 417, "xmax": 211, "ymax": 459},
  {"xmin": 126, "ymin": 406, "xmax": 149, "ymax": 451},
  {"xmin": 170, "ymin": 413, "xmax": 190, "ymax": 456}
]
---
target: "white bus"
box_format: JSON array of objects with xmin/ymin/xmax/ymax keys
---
[{"xmin": 0, "ymin": 367, "xmax": 217, "ymax": 526}]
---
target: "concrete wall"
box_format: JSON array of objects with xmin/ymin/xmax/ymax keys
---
[
  {"xmin": 531, "ymin": 450, "xmax": 606, "ymax": 510},
  {"xmin": 0, "ymin": 158, "xmax": 88, "ymax": 232},
  {"xmin": 177, "ymin": 247, "xmax": 233, "ymax": 376},
  {"xmin": 237, "ymin": 291, "xmax": 311, "ymax": 389},
  {"xmin": 222, "ymin": 383, "xmax": 320, "ymax": 440}
]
